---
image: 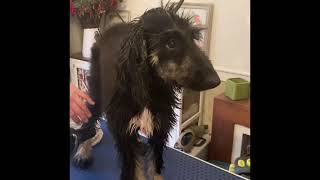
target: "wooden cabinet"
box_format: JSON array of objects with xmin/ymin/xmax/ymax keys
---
[{"xmin": 208, "ymin": 93, "xmax": 250, "ymax": 163}]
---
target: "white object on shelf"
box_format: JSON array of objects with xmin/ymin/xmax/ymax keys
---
[
  {"xmin": 189, "ymin": 134, "xmax": 211, "ymax": 160},
  {"xmin": 181, "ymin": 112, "xmax": 200, "ymax": 130},
  {"xmin": 182, "ymin": 103, "xmax": 199, "ymax": 122},
  {"xmin": 70, "ymin": 58, "xmax": 91, "ymax": 89},
  {"xmin": 82, "ymin": 28, "xmax": 98, "ymax": 58},
  {"xmin": 231, "ymin": 124, "xmax": 250, "ymax": 163}
]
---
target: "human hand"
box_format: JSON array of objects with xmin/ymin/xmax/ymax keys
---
[{"xmin": 70, "ymin": 83, "xmax": 95, "ymax": 123}]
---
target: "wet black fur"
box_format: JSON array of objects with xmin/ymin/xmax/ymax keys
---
[{"xmin": 71, "ymin": 0, "xmax": 221, "ymax": 179}]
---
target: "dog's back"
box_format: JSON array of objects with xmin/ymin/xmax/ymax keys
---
[{"xmin": 89, "ymin": 23, "xmax": 131, "ymax": 118}]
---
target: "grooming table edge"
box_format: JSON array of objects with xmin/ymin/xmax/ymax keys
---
[
  {"xmin": 168, "ymin": 147, "xmax": 248, "ymax": 180},
  {"xmin": 70, "ymin": 121, "xmax": 249, "ymax": 180}
]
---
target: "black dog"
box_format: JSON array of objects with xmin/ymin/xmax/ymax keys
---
[{"xmin": 71, "ymin": 1, "xmax": 220, "ymax": 179}]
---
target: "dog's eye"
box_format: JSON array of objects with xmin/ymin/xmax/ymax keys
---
[{"xmin": 166, "ymin": 39, "xmax": 176, "ymax": 49}]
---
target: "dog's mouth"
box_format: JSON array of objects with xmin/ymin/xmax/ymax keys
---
[
  {"xmin": 173, "ymin": 81, "xmax": 183, "ymax": 88},
  {"xmin": 181, "ymin": 76, "xmax": 221, "ymax": 91},
  {"xmin": 189, "ymin": 80, "xmax": 221, "ymax": 91}
]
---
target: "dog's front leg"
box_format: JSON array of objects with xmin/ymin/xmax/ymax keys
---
[
  {"xmin": 118, "ymin": 139, "xmax": 137, "ymax": 180},
  {"xmin": 151, "ymin": 135, "xmax": 166, "ymax": 179},
  {"xmin": 71, "ymin": 119, "xmax": 97, "ymax": 169},
  {"xmin": 154, "ymin": 145, "xmax": 164, "ymax": 174},
  {"xmin": 72, "ymin": 138, "xmax": 93, "ymax": 169}
]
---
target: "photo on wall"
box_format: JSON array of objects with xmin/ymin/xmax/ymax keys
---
[
  {"xmin": 76, "ymin": 68, "xmax": 90, "ymax": 93},
  {"xmin": 175, "ymin": 3, "xmax": 214, "ymax": 52},
  {"xmin": 70, "ymin": 58, "xmax": 91, "ymax": 92}
]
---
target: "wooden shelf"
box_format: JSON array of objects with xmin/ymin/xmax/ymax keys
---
[
  {"xmin": 181, "ymin": 112, "xmax": 200, "ymax": 130},
  {"xmin": 70, "ymin": 53, "xmax": 91, "ymax": 62},
  {"xmin": 208, "ymin": 93, "xmax": 250, "ymax": 163}
]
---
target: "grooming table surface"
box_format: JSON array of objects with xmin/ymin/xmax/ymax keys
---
[{"xmin": 70, "ymin": 122, "xmax": 246, "ymax": 180}]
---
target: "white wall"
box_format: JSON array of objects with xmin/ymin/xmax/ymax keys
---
[
  {"xmin": 122, "ymin": 0, "xmax": 160, "ymax": 18},
  {"xmin": 210, "ymin": 0, "xmax": 250, "ymax": 81},
  {"xmin": 70, "ymin": 17, "xmax": 83, "ymax": 54}
]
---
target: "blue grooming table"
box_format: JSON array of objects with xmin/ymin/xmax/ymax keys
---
[{"xmin": 70, "ymin": 121, "xmax": 247, "ymax": 180}]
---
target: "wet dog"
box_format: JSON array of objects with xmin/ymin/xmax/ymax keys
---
[{"xmin": 71, "ymin": 1, "xmax": 220, "ymax": 179}]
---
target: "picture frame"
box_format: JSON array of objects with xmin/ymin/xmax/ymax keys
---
[
  {"xmin": 70, "ymin": 57, "xmax": 91, "ymax": 93},
  {"xmin": 175, "ymin": 3, "xmax": 214, "ymax": 52},
  {"xmin": 194, "ymin": 29, "xmax": 209, "ymax": 51},
  {"xmin": 109, "ymin": 10, "xmax": 131, "ymax": 25}
]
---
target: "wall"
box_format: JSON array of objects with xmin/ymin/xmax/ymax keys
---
[
  {"xmin": 202, "ymin": 81, "xmax": 225, "ymax": 134},
  {"xmin": 210, "ymin": 0, "xmax": 250, "ymax": 81},
  {"xmin": 70, "ymin": 17, "xmax": 83, "ymax": 55}
]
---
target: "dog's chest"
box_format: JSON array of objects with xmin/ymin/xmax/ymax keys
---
[{"xmin": 127, "ymin": 107, "xmax": 158, "ymax": 138}]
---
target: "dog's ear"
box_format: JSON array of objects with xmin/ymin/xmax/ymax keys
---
[{"xmin": 118, "ymin": 21, "xmax": 150, "ymax": 107}]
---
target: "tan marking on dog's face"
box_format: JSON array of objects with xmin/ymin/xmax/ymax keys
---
[
  {"xmin": 149, "ymin": 51, "xmax": 159, "ymax": 66},
  {"xmin": 150, "ymin": 55, "xmax": 159, "ymax": 66},
  {"xmin": 156, "ymin": 56, "xmax": 192, "ymax": 84},
  {"xmin": 127, "ymin": 108, "xmax": 158, "ymax": 137}
]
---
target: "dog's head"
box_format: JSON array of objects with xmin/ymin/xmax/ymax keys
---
[
  {"xmin": 142, "ymin": 0, "xmax": 220, "ymax": 91},
  {"xmin": 119, "ymin": 0, "xmax": 220, "ymax": 93}
]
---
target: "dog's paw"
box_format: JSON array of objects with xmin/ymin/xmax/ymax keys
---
[
  {"xmin": 72, "ymin": 155, "xmax": 93, "ymax": 169},
  {"xmin": 72, "ymin": 140, "xmax": 93, "ymax": 169},
  {"xmin": 90, "ymin": 128, "xmax": 103, "ymax": 147}
]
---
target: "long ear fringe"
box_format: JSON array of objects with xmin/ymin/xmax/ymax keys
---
[
  {"xmin": 163, "ymin": 0, "xmax": 194, "ymax": 27},
  {"xmin": 116, "ymin": 0, "xmax": 185, "ymax": 108},
  {"xmin": 117, "ymin": 20, "xmax": 150, "ymax": 107},
  {"xmin": 164, "ymin": 0, "xmax": 184, "ymax": 13}
]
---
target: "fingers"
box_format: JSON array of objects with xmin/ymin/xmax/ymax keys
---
[
  {"xmin": 73, "ymin": 95, "xmax": 92, "ymax": 118},
  {"xmin": 70, "ymin": 101, "xmax": 89, "ymax": 123},
  {"xmin": 70, "ymin": 84, "xmax": 94, "ymax": 124},
  {"xmin": 78, "ymin": 91, "xmax": 95, "ymax": 105},
  {"xmin": 70, "ymin": 84, "xmax": 94, "ymax": 105},
  {"xmin": 70, "ymin": 109, "xmax": 80, "ymax": 124}
]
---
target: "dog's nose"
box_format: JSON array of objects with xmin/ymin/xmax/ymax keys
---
[
  {"xmin": 204, "ymin": 75, "xmax": 221, "ymax": 89},
  {"xmin": 206, "ymin": 77, "xmax": 221, "ymax": 88},
  {"xmin": 191, "ymin": 74, "xmax": 220, "ymax": 91},
  {"xmin": 203, "ymin": 68, "xmax": 221, "ymax": 89}
]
